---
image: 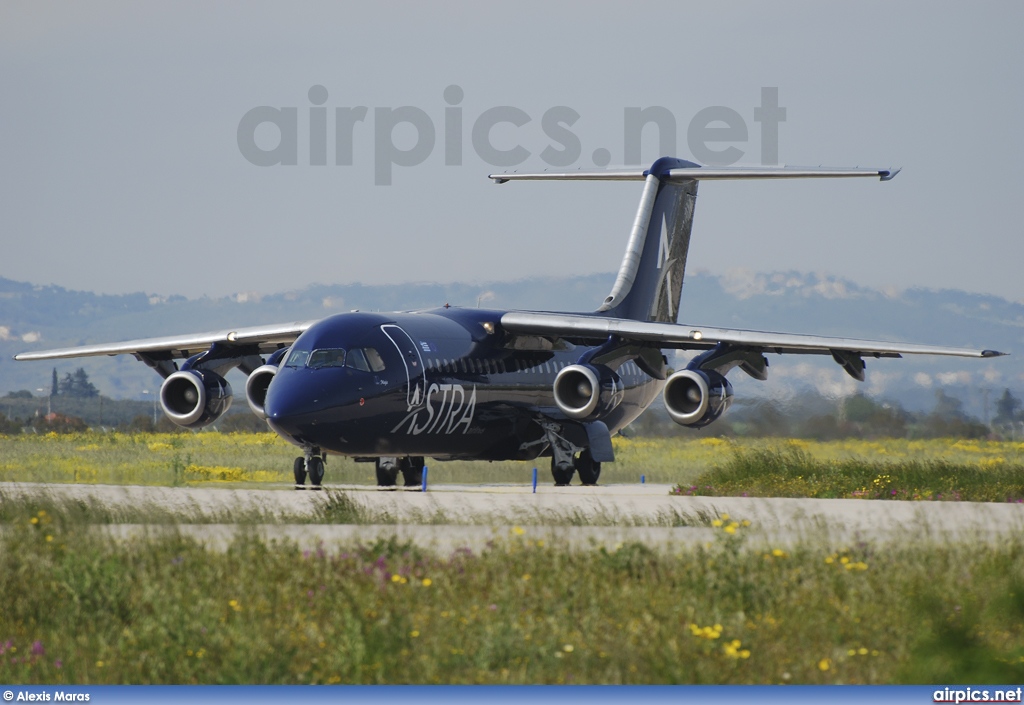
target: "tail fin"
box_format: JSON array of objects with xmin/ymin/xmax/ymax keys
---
[
  {"xmin": 597, "ymin": 157, "xmax": 698, "ymax": 323},
  {"xmin": 490, "ymin": 159, "xmax": 899, "ymax": 323}
]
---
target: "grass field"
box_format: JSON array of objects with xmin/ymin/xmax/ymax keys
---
[
  {"xmin": 3, "ymin": 432, "xmax": 1024, "ymax": 684},
  {"xmin": 5, "ymin": 431, "xmax": 1024, "ymax": 490},
  {"xmin": 1, "ymin": 497, "xmax": 1023, "ymax": 684}
]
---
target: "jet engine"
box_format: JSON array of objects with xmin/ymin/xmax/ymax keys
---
[
  {"xmin": 245, "ymin": 364, "xmax": 279, "ymax": 420},
  {"xmin": 159, "ymin": 369, "xmax": 233, "ymax": 429},
  {"xmin": 553, "ymin": 364, "xmax": 623, "ymax": 420},
  {"xmin": 663, "ymin": 369, "xmax": 733, "ymax": 428}
]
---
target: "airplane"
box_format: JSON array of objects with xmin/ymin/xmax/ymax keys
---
[{"xmin": 14, "ymin": 157, "xmax": 1006, "ymax": 489}]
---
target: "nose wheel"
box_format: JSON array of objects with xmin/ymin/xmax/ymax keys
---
[{"xmin": 294, "ymin": 448, "xmax": 325, "ymax": 490}]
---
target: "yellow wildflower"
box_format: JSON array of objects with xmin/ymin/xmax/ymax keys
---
[{"xmin": 818, "ymin": 658, "xmax": 830, "ymax": 671}]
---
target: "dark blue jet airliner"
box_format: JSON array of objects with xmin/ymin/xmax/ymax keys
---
[{"xmin": 15, "ymin": 158, "xmax": 1005, "ymax": 488}]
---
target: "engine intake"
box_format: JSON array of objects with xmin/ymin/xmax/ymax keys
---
[
  {"xmin": 553, "ymin": 364, "xmax": 623, "ymax": 420},
  {"xmin": 663, "ymin": 369, "xmax": 733, "ymax": 428},
  {"xmin": 245, "ymin": 364, "xmax": 279, "ymax": 420},
  {"xmin": 160, "ymin": 369, "xmax": 233, "ymax": 429}
]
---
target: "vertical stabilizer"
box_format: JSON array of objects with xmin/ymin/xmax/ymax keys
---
[{"xmin": 596, "ymin": 158, "xmax": 699, "ymax": 323}]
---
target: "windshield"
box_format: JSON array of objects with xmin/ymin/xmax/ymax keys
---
[
  {"xmin": 286, "ymin": 346, "xmax": 387, "ymax": 372},
  {"xmin": 283, "ymin": 349, "xmax": 310, "ymax": 368},
  {"xmin": 307, "ymin": 348, "xmax": 347, "ymax": 369}
]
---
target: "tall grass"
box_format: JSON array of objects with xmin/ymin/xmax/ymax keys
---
[
  {"xmin": 674, "ymin": 446, "xmax": 1024, "ymax": 502},
  {"xmin": 1, "ymin": 499, "xmax": 1023, "ymax": 684},
  {"xmin": 7, "ymin": 432, "xmax": 1024, "ymax": 488}
]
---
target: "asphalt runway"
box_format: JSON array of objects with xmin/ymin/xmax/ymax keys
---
[{"xmin": 4, "ymin": 481, "xmax": 1023, "ymax": 553}]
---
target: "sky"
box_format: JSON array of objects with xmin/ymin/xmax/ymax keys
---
[{"xmin": 1, "ymin": 1, "xmax": 1022, "ymax": 302}]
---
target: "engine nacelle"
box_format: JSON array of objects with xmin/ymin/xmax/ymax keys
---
[
  {"xmin": 663, "ymin": 369, "xmax": 733, "ymax": 428},
  {"xmin": 245, "ymin": 364, "xmax": 279, "ymax": 420},
  {"xmin": 159, "ymin": 369, "xmax": 233, "ymax": 429},
  {"xmin": 553, "ymin": 364, "xmax": 623, "ymax": 420}
]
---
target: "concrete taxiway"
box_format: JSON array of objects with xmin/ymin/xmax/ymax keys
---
[{"xmin": 3, "ymin": 482, "xmax": 1022, "ymax": 553}]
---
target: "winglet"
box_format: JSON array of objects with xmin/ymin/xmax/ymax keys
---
[
  {"xmin": 982, "ymin": 349, "xmax": 1008, "ymax": 357},
  {"xmin": 880, "ymin": 168, "xmax": 901, "ymax": 181}
]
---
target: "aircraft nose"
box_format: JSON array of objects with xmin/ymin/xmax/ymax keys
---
[{"xmin": 263, "ymin": 375, "xmax": 317, "ymax": 436}]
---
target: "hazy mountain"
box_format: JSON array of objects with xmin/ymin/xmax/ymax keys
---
[{"xmin": 2, "ymin": 272, "xmax": 1021, "ymax": 419}]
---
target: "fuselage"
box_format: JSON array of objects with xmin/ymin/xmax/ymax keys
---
[{"xmin": 264, "ymin": 307, "xmax": 663, "ymax": 460}]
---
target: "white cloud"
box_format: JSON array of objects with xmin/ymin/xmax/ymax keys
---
[
  {"xmin": 937, "ymin": 371, "xmax": 972, "ymax": 386},
  {"xmin": 322, "ymin": 296, "xmax": 345, "ymax": 309},
  {"xmin": 0, "ymin": 326, "xmax": 12, "ymax": 341},
  {"xmin": 914, "ymin": 372, "xmax": 933, "ymax": 387},
  {"xmin": 982, "ymin": 367, "xmax": 1003, "ymax": 384},
  {"xmin": 20, "ymin": 331, "xmax": 41, "ymax": 343},
  {"xmin": 721, "ymin": 269, "xmax": 769, "ymax": 300}
]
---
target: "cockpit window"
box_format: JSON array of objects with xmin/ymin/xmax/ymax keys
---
[
  {"xmin": 344, "ymin": 347, "xmax": 386, "ymax": 373},
  {"xmin": 307, "ymin": 348, "xmax": 347, "ymax": 369},
  {"xmin": 364, "ymin": 347, "xmax": 386, "ymax": 372},
  {"xmin": 284, "ymin": 349, "xmax": 310, "ymax": 368},
  {"xmin": 346, "ymin": 348, "xmax": 370, "ymax": 372},
  {"xmin": 285, "ymin": 346, "xmax": 385, "ymax": 371}
]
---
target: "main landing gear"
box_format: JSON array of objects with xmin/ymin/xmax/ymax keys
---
[
  {"xmin": 294, "ymin": 447, "xmax": 326, "ymax": 490},
  {"xmin": 550, "ymin": 448, "xmax": 601, "ymax": 487},
  {"xmin": 375, "ymin": 456, "xmax": 426, "ymax": 488}
]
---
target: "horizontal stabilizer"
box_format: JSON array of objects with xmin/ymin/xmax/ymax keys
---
[{"xmin": 491, "ymin": 165, "xmax": 899, "ymax": 183}]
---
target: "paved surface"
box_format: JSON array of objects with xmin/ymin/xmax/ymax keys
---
[{"xmin": 3, "ymin": 481, "xmax": 1023, "ymax": 552}]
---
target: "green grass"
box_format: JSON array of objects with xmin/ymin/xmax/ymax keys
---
[
  {"xmin": 7, "ymin": 432, "xmax": 1024, "ymax": 490},
  {"xmin": 674, "ymin": 446, "xmax": 1024, "ymax": 502},
  {"xmin": 2, "ymin": 499, "xmax": 1024, "ymax": 684}
]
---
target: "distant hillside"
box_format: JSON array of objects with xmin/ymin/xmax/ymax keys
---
[{"xmin": 2, "ymin": 272, "xmax": 1021, "ymax": 418}]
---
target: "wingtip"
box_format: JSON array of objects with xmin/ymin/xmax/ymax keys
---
[
  {"xmin": 981, "ymin": 349, "xmax": 1008, "ymax": 358},
  {"xmin": 880, "ymin": 167, "xmax": 901, "ymax": 181}
]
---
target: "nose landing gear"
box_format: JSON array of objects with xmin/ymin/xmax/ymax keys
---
[{"xmin": 294, "ymin": 447, "xmax": 325, "ymax": 490}]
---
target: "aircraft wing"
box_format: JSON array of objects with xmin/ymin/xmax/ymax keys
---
[
  {"xmin": 12, "ymin": 320, "xmax": 317, "ymax": 362},
  {"xmin": 500, "ymin": 311, "xmax": 1004, "ymax": 374}
]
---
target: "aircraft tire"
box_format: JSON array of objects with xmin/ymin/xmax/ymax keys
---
[
  {"xmin": 551, "ymin": 458, "xmax": 575, "ymax": 486},
  {"xmin": 375, "ymin": 458, "xmax": 399, "ymax": 487},
  {"xmin": 575, "ymin": 450, "xmax": 601, "ymax": 486},
  {"xmin": 308, "ymin": 457, "xmax": 325, "ymax": 488},
  {"xmin": 293, "ymin": 457, "xmax": 307, "ymax": 489},
  {"xmin": 401, "ymin": 456, "xmax": 424, "ymax": 487}
]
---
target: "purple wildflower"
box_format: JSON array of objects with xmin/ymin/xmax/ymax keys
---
[
  {"xmin": 31, "ymin": 640, "xmax": 44, "ymax": 657},
  {"xmin": 54, "ymin": 659, "xmax": 63, "ymax": 669}
]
